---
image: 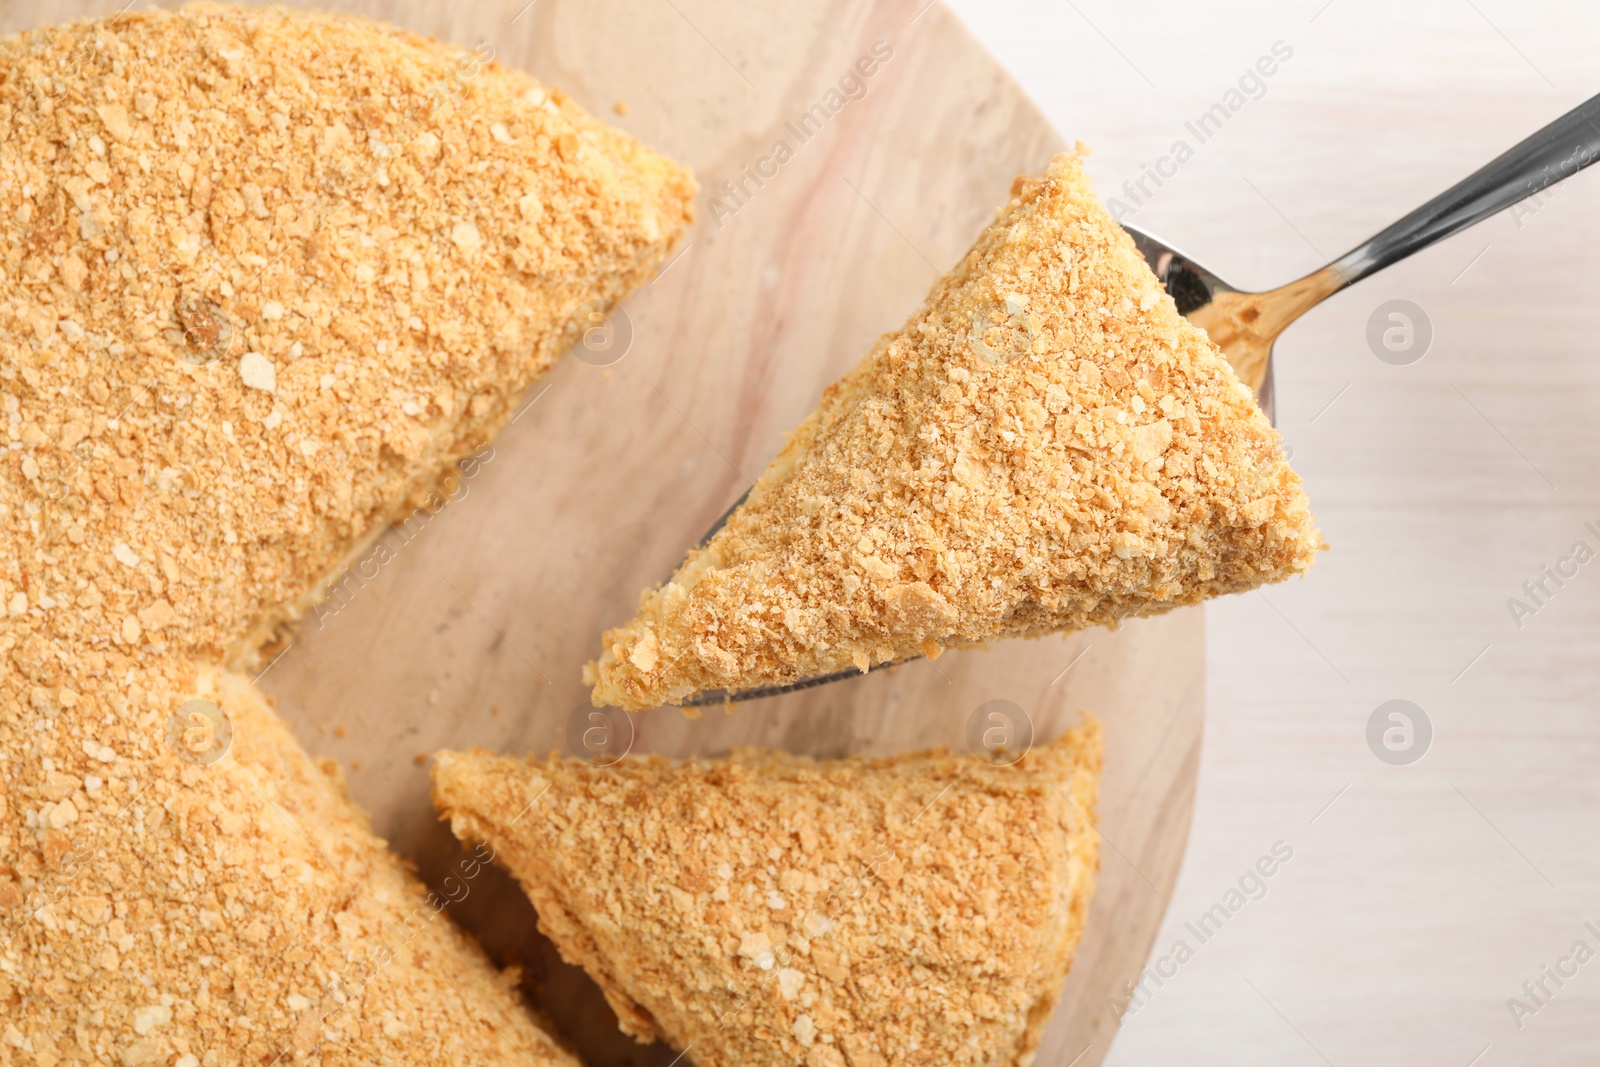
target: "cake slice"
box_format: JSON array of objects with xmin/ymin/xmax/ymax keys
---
[
  {"xmin": 432, "ymin": 719, "xmax": 1102, "ymax": 1067},
  {"xmin": 587, "ymin": 151, "xmax": 1318, "ymax": 709}
]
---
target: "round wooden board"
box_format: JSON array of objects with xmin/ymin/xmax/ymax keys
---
[{"xmin": 2, "ymin": 0, "xmax": 1203, "ymax": 1062}]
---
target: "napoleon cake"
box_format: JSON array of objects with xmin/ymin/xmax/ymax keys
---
[
  {"xmin": 433, "ymin": 718, "xmax": 1102, "ymax": 1067},
  {"xmin": 0, "ymin": 4, "xmax": 692, "ymax": 1062},
  {"xmin": 587, "ymin": 150, "xmax": 1318, "ymax": 709}
]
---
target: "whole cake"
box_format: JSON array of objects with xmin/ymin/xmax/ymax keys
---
[{"xmin": 0, "ymin": 4, "xmax": 693, "ymax": 1063}]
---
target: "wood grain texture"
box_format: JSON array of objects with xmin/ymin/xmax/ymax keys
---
[{"xmin": 0, "ymin": 2, "xmax": 1203, "ymax": 1063}]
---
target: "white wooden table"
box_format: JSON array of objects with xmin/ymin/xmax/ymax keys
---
[{"xmin": 944, "ymin": 1, "xmax": 1600, "ymax": 1063}]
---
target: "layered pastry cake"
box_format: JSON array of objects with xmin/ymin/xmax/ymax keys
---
[
  {"xmin": 433, "ymin": 718, "xmax": 1102, "ymax": 1067},
  {"xmin": 0, "ymin": 5, "xmax": 693, "ymax": 1062},
  {"xmin": 588, "ymin": 151, "xmax": 1320, "ymax": 709}
]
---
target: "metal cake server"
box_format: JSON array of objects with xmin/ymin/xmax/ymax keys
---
[
  {"xmin": 1128, "ymin": 89, "xmax": 1600, "ymax": 424},
  {"xmin": 677, "ymin": 90, "xmax": 1600, "ymax": 707}
]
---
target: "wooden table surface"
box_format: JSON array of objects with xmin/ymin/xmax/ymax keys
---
[
  {"xmin": 942, "ymin": 1, "xmax": 1600, "ymax": 1064},
  {"xmin": 0, "ymin": 1, "xmax": 1213, "ymax": 1065}
]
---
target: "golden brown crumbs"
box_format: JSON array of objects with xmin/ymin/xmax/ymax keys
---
[
  {"xmin": 433, "ymin": 718, "xmax": 1102, "ymax": 1067},
  {"xmin": 0, "ymin": 3, "xmax": 693, "ymax": 1063},
  {"xmin": 587, "ymin": 150, "xmax": 1317, "ymax": 709}
]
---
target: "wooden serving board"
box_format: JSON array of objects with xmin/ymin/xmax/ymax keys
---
[{"xmin": 3, "ymin": 0, "xmax": 1204, "ymax": 1062}]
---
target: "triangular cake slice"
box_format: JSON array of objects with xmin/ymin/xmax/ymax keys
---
[
  {"xmin": 587, "ymin": 150, "xmax": 1318, "ymax": 708},
  {"xmin": 432, "ymin": 719, "xmax": 1101, "ymax": 1067}
]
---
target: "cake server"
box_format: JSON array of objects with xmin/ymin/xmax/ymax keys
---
[
  {"xmin": 1126, "ymin": 88, "xmax": 1600, "ymax": 425},
  {"xmin": 679, "ymin": 89, "xmax": 1600, "ymax": 707}
]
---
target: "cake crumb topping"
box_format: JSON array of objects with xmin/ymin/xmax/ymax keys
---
[
  {"xmin": 0, "ymin": 4, "xmax": 693, "ymax": 1061},
  {"xmin": 589, "ymin": 150, "xmax": 1318, "ymax": 709},
  {"xmin": 434, "ymin": 718, "xmax": 1103, "ymax": 1067}
]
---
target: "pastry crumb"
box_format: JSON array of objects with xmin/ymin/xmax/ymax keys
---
[
  {"xmin": 433, "ymin": 718, "xmax": 1103, "ymax": 1066},
  {"xmin": 589, "ymin": 152, "xmax": 1317, "ymax": 709},
  {"xmin": 0, "ymin": 3, "xmax": 693, "ymax": 1061}
]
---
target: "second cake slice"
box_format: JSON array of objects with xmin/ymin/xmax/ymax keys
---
[{"xmin": 432, "ymin": 720, "xmax": 1101, "ymax": 1067}]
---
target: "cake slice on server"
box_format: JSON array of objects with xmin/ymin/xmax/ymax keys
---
[
  {"xmin": 432, "ymin": 719, "xmax": 1101, "ymax": 1067},
  {"xmin": 587, "ymin": 150, "xmax": 1320, "ymax": 709}
]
